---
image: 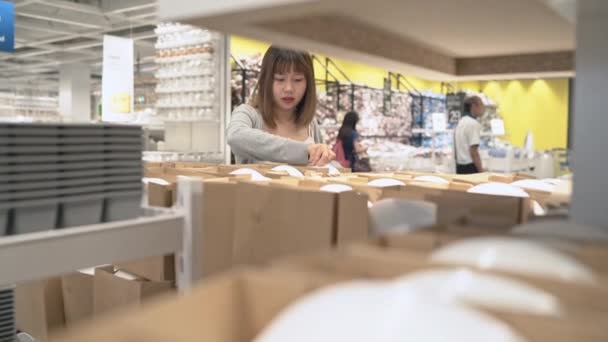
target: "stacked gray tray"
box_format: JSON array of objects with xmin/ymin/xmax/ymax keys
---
[
  {"xmin": 0, "ymin": 287, "xmax": 14, "ymax": 342},
  {"xmin": 0, "ymin": 123, "xmax": 143, "ymax": 236}
]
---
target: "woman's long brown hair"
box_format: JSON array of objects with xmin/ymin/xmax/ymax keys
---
[{"xmin": 251, "ymin": 46, "xmax": 317, "ymax": 129}]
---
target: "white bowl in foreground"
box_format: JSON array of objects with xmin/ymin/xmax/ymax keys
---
[
  {"xmin": 255, "ymin": 281, "xmax": 525, "ymax": 342},
  {"xmin": 393, "ymin": 269, "xmax": 561, "ymax": 316},
  {"xmin": 430, "ymin": 237, "xmax": 595, "ymax": 284},
  {"xmin": 468, "ymin": 182, "xmax": 529, "ymax": 198}
]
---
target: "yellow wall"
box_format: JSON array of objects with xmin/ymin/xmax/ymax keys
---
[
  {"xmin": 230, "ymin": 36, "xmax": 443, "ymax": 92},
  {"xmin": 479, "ymin": 79, "xmax": 569, "ymax": 150},
  {"xmin": 231, "ymin": 36, "xmax": 569, "ymax": 150}
]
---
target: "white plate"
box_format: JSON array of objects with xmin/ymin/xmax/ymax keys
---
[
  {"xmin": 413, "ymin": 175, "xmax": 450, "ymax": 184},
  {"xmin": 541, "ymin": 178, "xmax": 564, "ymax": 186},
  {"xmin": 467, "ymin": 182, "xmax": 529, "ymax": 198},
  {"xmin": 271, "ymin": 165, "xmax": 304, "ymax": 177},
  {"xmin": 256, "ymin": 280, "xmax": 525, "ymax": 342},
  {"xmin": 367, "ymin": 178, "xmax": 406, "ymax": 187},
  {"xmin": 229, "ymin": 168, "xmax": 271, "ymax": 181},
  {"xmin": 393, "ymin": 268, "xmax": 561, "ymax": 316},
  {"xmin": 511, "ymin": 179, "xmax": 555, "ymax": 192},
  {"xmin": 430, "ymin": 237, "xmax": 596, "ymax": 284},
  {"xmin": 320, "ymin": 184, "xmax": 353, "ymax": 193}
]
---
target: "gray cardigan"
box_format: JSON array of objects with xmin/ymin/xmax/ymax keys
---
[{"xmin": 226, "ymin": 104, "xmax": 323, "ymax": 165}]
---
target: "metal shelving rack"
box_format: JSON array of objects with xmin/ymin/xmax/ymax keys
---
[{"xmin": 0, "ymin": 177, "xmax": 205, "ymax": 291}]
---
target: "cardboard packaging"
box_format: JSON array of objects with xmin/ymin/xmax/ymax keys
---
[
  {"xmin": 381, "ymin": 186, "xmax": 530, "ymax": 229},
  {"xmin": 231, "ymin": 182, "xmax": 336, "ymax": 266},
  {"xmin": 93, "ymin": 266, "xmax": 173, "ymax": 316},
  {"xmin": 61, "ymin": 270, "xmax": 94, "ymax": 326},
  {"xmin": 116, "ymin": 255, "xmax": 176, "ymax": 282},
  {"xmin": 52, "ymin": 261, "xmax": 608, "ymax": 342},
  {"xmin": 147, "ymin": 177, "xmax": 368, "ymax": 278},
  {"xmin": 147, "ymin": 181, "xmax": 175, "ymax": 208},
  {"xmin": 16, "ymin": 277, "xmax": 65, "ymax": 342}
]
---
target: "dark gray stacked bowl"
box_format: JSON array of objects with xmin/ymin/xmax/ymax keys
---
[
  {"xmin": 1, "ymin": 123, "xmax": 143, "ymax": 236},
  {"xmin": 0, "ymin": 287, "xmax": 13, "ymax": 342}
]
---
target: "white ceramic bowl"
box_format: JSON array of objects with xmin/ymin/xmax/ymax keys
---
[
  {"xmin": 512, "ymin": 219, "xmax": 608, "ymax": 242},
  {"xmin": 255, "ymin": 281, "xmax": 525, "ymax": 342},
  {"xmin": 369, "ymin": 198, "xmax": 437, "ymax": 234},
  {"xmin": 367, "ymin": 178, "xmax": 406, "ymax": 188},
  {"xmin": 142, "ymin": 177, "xmax": 170, "ymax": 186},
  {"xmin": 271, "ymin": 165, "xmax": 304, "ymax": 177},
  {"xmin": 324, "ymin": 164, "xmax": 341, "ymax": 176},
  {"xmin": 229, "ymin": 168, "xmax": 270, "ymax": 181},
  {"xmin": 541, "ymin": 178, "xmax": 564, "ymax": 186},
  {"xmin": 430, "ymin": 237, "xmax": 596, "ymax": 284},
  {"xmin": 467, "ymin": 182, "xmax": 529, "ymax": 198},
  {"xmin": 393, "ymin": 269, "xmax": 561, "ymax": 316},
  {"xmin": 511, "ymin": 179, "xmax": 555, "ymax": 193},
  {"xmin": 413, "ymin": 175, "xmax": 450, "ymax": 184},
  {"xmin": 320, "ymin": 184, "xmax": 353, "ymax": 193}
]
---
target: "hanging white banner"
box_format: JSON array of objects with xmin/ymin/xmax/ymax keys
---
[{"xmin": 102, "ymin": 35, "xmax": 134, "ymax": 122}]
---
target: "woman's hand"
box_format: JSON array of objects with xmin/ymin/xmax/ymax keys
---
[
  {"xmin": 307, "ymin": 144, "xmax": 336, "ymax": 166},
  {"xmin": 355, "ymin": 142, "xmax": 368, "ymax": 153}
]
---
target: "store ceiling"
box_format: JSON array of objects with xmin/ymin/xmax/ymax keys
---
[
  {"xmin": 165, "ymin": 0, "xmax": 577, "ymax": 80},
  {"xmin": 343, "ymin": 0, "xmax": 574, "ymax": 58},
  {"xmin": 0, "ymin": 0, "xmax": 158, "ymax": 91}
]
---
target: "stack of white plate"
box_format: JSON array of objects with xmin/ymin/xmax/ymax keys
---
[
  {"xmin": 0, "ymin": 123, "xmax": 143, "ymax": 235},
  {"xmin": 0, "ymin": 287, "xmax": 14, "ymax": 342}
]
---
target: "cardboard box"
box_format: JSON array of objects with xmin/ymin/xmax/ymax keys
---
[
  {"xmin": 381, "ymin": 186, "xmax": 530, "ymax": 229},
  {"xmin": 16, "ymin": 277, "xmax": 65, "ymax": 342},
  {"xmin": 52, "ymin": 263, "xmax": 608, "ymax": 342},
  {"xmin": 198, "ymin": 181, "xmax": 239, "ymax": 277},
  {"xmin": 93, "ymin": 266, "xmax": 173, "ymax": 316},
  {"xmin": 61, "ymin": 270, "xmax": 94, "ymax": 326},
  {"xmin": 116, "ymin": 255, "xmax": 176, "ymax": 282},
  {"xmin": 231, "ymin": 181, "xmax": 369, "ymax": 266},
  {"xmin": 147, "ymin": 181, "xmax": 175, "ymax": 208},
  {"xmin": 194, "ymin": 179, "xmax": 369, "ymax": 277}
]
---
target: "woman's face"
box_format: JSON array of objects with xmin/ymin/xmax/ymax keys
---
[{"xmin": 272, "ymin": 68, "xmax": 307, "ymax": 114}]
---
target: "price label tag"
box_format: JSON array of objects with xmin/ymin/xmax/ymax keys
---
[
  {"xmin": 432, "ymin": 113, "xmax": 447, "ymax": 132},
  {"xmin": 491, "ymin": 119, "xmax": 505, "ymax": 135}
]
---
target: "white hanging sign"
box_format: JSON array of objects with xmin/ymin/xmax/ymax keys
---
[
  {"xmin": 431, "ymin": 112, "xmax": 447, "ymax": 132},
  {"xmin": 491, "ymin": 118, "xmax": 506, "ymax": 136},
  {"xmin": 102, "ymin": 35, "xmax": 134, "ymax": 122}
]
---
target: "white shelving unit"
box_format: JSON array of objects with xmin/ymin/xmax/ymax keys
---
[
  {"xmin": 151, "ymin": 23, "xmax": 230, "ymax": 163},
  {"xmin": 0, "ymin": 177, "xmax": 206, "ymax": 291}
]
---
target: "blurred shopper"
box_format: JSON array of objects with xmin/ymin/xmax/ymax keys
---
[
  {"xmin": 334, "ymin": 111, "xmax": 370, "ymax": 171},
  {"xmin": 227, "ymin": 46, "xmax": 334, "ymax": 166},
  {"xmin": 454, "ymin": 95, "xmax": 485, "ymax": 174}
]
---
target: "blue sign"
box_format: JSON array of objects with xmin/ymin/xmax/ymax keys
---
[{"xmin": 0, "ymin": 0, "xmax": 15, "ymax": 53}]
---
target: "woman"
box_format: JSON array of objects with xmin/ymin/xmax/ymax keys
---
[
  {"xmin": 227, "ymin": 46, "xmax": 335, "ymax": 166},
  {"xmin": 336, "ymin": 111, "xmax": 367, "ymax": 170}
]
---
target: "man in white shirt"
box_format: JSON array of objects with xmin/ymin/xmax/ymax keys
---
[{"xmin": 454, "ymin": 95, "xmax": 485, "ymax": 174}]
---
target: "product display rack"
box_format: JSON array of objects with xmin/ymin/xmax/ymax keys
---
[
  {"xmin": 152, "ymin": 23, "xmax": 231, "ymax": 164},
  {"xmin": 0, "ymin": 91, "xmax": 60, "ymax": 123},
  {"xmin": 0, "ymin": 177, "xmax": 210, "ymax": 291}
]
